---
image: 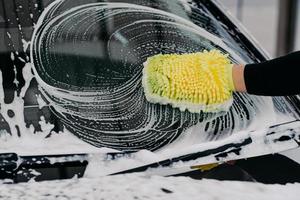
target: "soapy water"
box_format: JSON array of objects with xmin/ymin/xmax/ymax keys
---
[
  {"xmin": 29, "ymin": 0, "xmax": 297, "ymax": 151},
  {"xmin": 0, "ymin": 0, "xmax": 298, "ymax": 154}
]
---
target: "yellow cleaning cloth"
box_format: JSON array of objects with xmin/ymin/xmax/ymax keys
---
[{"xmin": 142, "ymin": 50, "xmax": 235, "ymax": 113}]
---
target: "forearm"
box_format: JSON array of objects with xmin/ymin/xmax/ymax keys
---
[{"xmin": 233, "ymin": 51, "xmax": 300, "ymax": 96}]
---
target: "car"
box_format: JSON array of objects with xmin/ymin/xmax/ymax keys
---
[{"xmin": 0, "ymin": 0, "xmax": 300, "ymax": 184}]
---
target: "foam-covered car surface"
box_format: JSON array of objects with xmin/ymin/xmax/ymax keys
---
[{"xmin": 0, "ymin": 0, "xmax": 300, "ymax": 154}]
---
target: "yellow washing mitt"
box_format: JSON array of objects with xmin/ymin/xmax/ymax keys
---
[{"xmin": 142, "ymin": 50, "xmax": 235, "ymax": 113}]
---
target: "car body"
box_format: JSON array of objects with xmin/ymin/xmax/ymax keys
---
[{"xmin": 0, "ymin": 0, "xmax": 299, "ymax": 183}]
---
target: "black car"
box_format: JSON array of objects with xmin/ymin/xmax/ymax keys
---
[{"xmin": 0, "ymin": 0, "xmax": 300, "ymax": 184}]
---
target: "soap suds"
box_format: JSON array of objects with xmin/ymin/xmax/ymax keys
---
[
  {"xmin": 29, "ymin": 1, "xmax": 285, "ymax": 152},
  {"xmin": 0, "ymin": 0, "xmax": 299, "ymax": 174}
]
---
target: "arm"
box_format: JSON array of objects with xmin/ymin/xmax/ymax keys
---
[
  {"xmin": 232, "ymin": 64, "xmax": 246, "ymax": 92},
  {"xmin": 232, "ymin": 51, "xmax": 300, "ymax": 96}
]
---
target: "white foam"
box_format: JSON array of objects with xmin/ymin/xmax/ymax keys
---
[{"xmin": 0, "ymin": 0, "xmax": 299, "ymax": 174}]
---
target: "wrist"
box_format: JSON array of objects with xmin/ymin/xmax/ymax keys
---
[{"xmin": 232, "ymin": 64, "xmax": 246, "ymax": 92}]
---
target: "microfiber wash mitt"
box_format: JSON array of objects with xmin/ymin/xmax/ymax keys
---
[{"xmin": 142, "ymin": 50, "xmax": 235, "ymax": 113}]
